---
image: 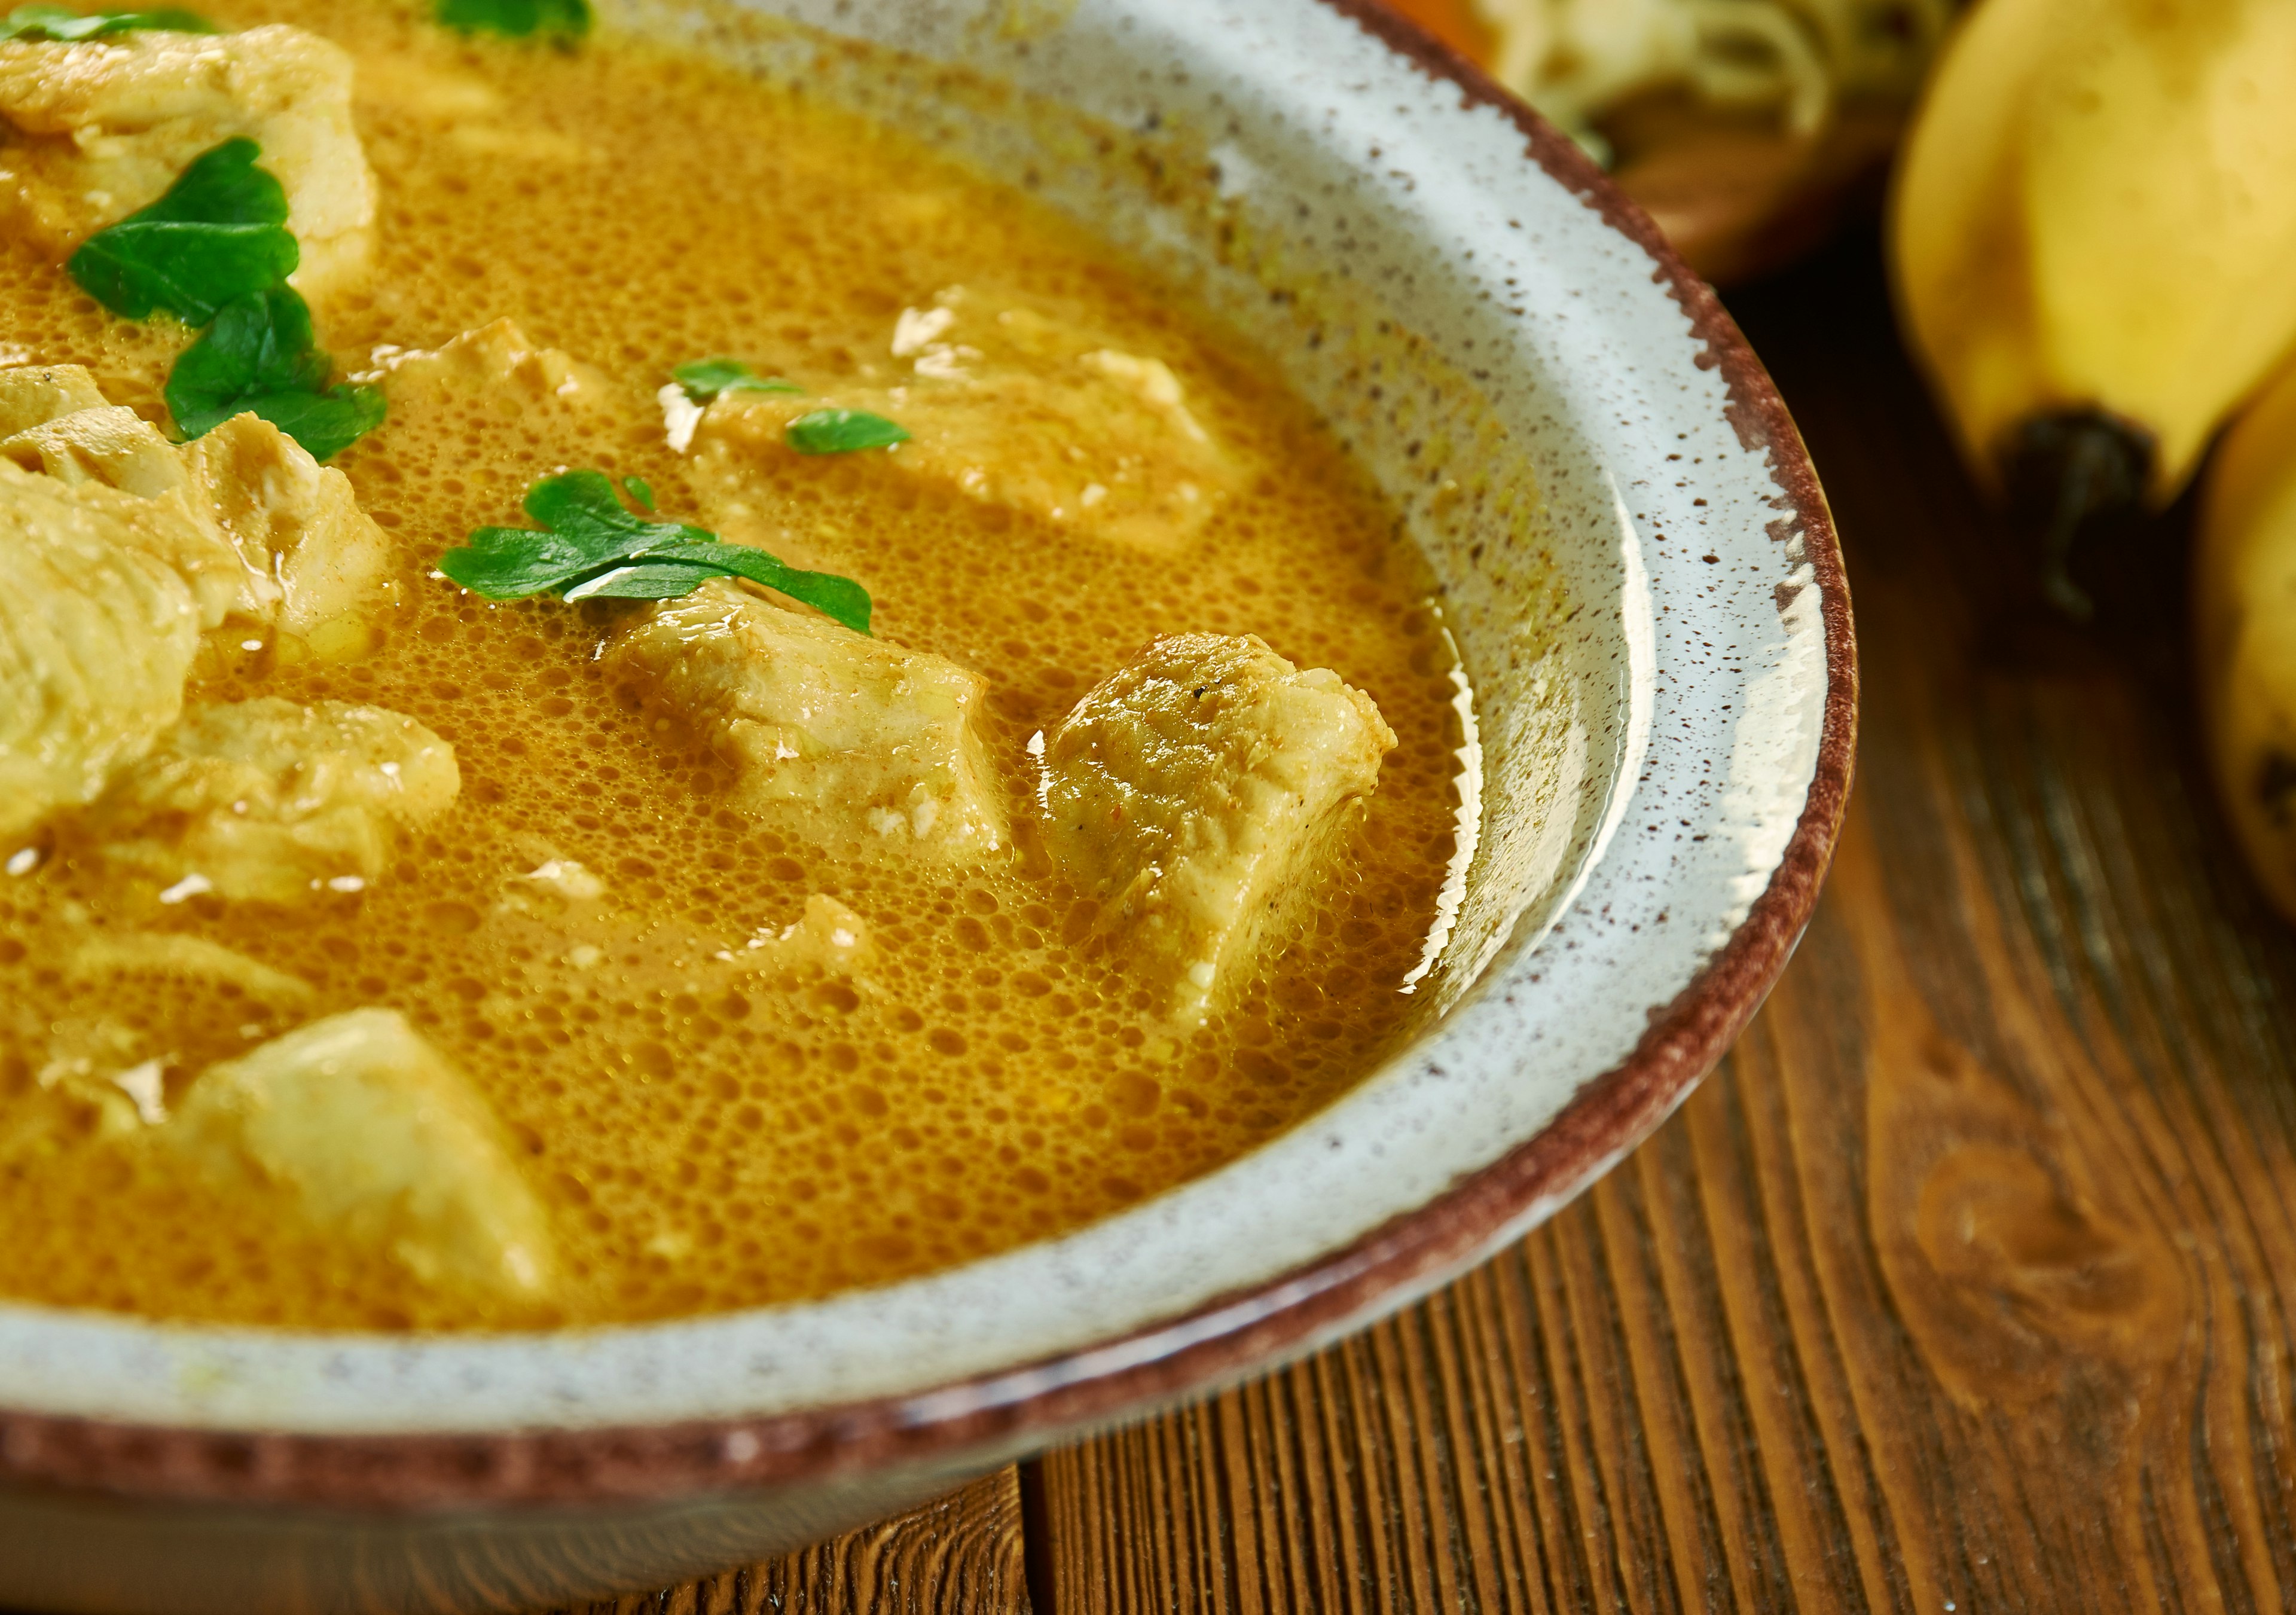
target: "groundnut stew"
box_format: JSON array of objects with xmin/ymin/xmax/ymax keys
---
[{"xmin": 0, "ymin": 0, "xmax": 1480, "ymax": 1330}]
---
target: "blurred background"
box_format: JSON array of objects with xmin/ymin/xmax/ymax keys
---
[{"xmin": 1380, "ymin": 0, "xmax": 1953, "ymax": 286}]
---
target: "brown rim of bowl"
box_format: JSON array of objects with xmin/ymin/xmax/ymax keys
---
[{"xmin": 0, "ymin": 0, "xmax": 1858, "ymax": 1515}]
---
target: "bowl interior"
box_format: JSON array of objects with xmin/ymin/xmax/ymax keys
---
[
  {"xmin": 654, "ymin": 0, "xmax": 1645, "ymax": 1002},
  {"xmin": 0, "ymin": 0, "xmax": 1833, "ymax": 1437}
]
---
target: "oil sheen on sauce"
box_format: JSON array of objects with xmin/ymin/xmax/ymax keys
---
[{"xmin": 0, "ymin": 0, "xmax": 1472, "ymax": 1329}]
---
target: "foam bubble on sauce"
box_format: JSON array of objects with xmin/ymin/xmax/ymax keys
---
[{"xmin": 0, "ymin": 0, "xmax": 1473, "ymax": 1330}]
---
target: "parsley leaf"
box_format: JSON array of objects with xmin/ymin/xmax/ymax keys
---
[
  {"xmin": 673, "ymin": 357, "xmax": 802, "ymax": 402},
  {"xmin": 439, "ymin": 471, "xmax": 874, "ymax": 633},
  {"xmin": 164, "ymin": 285, "xmax": 384, "ymax": 461},
  {"xmin": 166, "ymin": 285, "xmax": 328, "ymax": 425},
  {"xmin": 226, "ymin": 383, "xmax": 387, "ymax": 463},
  {"xmin": 623, "ymin": 475, "xmax": 655, "ymax": 510},
  {"xmin": 435, "ymin": 0, "xmax": 591, "ymax": 39},
  {"xmin": 68, "ymin": 138, "xmax": 296, "ymax": 325},
  {"xmin": 786, "ymin": 408, "xmax": 910, "ymax": 454},
  {"xmin": 0, "ymin": 5, "xmax": 215, "ymax": 40}
]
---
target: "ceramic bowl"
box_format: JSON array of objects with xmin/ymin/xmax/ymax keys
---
[{"xmin": 0, "ymin": 2, "xmax": 1854, "ymax": 1610}]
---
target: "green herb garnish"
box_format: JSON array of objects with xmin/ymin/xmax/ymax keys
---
[
  {"xmin": 435, "ymin": 0, "xmax": 590, "ymax": 38},
  {"xmin": 68, "ymin": 138, "xmax": 296, "ymax": 325},
  {"xmin": 440, "ymin": 471, "xmax": 873, "ymax": 633},
  {"xmin": 0, "ymin": 5, "xmax": 215, "ymax": 40},
  {"xmin": 69, "ymin": 138, "xmax": 382, "ymax": 460},
  {"xmin": 673, "ymin": 358, "xmax": 802, "ymax": 403},
  {"xmin": 166, "ymin": 285, "xmax": 384, "ymax": 463},
  {"xmin": 786, "ymin": 408, "xmax": 909, "ymax": 454},
  {"xmin": 622, "ymin": 475, "xmax": 655, "ymax": 510}
]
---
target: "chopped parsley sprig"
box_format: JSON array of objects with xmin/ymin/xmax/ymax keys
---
[
  {"xmin": 68, "ymin": 138, "xmax": 383, "ymax": 462},
  {"xmin": 68, "ymin": 138, "xmax": 295, "ymax": 325},
  {"xmin": 673, "ymin": 358, "xmax": 801, "ymax": 403},
  {"xmin": 440, "ymin": 471, "xmax": 874, "ymax": 634},
  {"xmin": 667, "ymin": 361, "xmax": 910, "ymax": 454},
  {"xmin": 0, "ymin": 5, "xmax": 214, "ymax": 40},
  {"xmin": 787, "ymin": 408, "xmax": 910, "ymax": 454},
  {"xmin": 435, "ymin": 0, "xmax": 590, "ymax": 39},
  {"xmin": 166, "ymin": 286, "xmax": 387, "ymax": 462}
]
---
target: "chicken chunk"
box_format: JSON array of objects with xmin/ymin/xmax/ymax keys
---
[
  {"xmin": 87, "ymin": 697, "xmax": 459, "ymax": 903},
  {"xmin": 0, "ymin": 459, "xmax": 239, "ymax": 839},
  {"xmin": 374, "ymin": 317, "xmax": 613, "ymax": 419},
  {"xmin": 0, "ymin": 1013, "xmax": 151, "ymax": 1164},
  {"xmin": 1041, "ymin": 633, "xmax": 1396, "ymax": 1027},
  {"xmin": 733, "ymin": 893, "xmax": 871, "ymax": 976},
  {"xmin": 607, "ymin": 579, "xmax": 1005, "ymax": 861},
  {"xmin": 181, "ymin": 411, "xmax": 392, "ymax": 636},
  {"xmin": 173, "ymin": 1009, "xmax": 557, "ymax": 1304},
  {"xmin": 0, "ymin": 364, "xmax": 105, "ymax": 438},
  {"xmin": 0, "ymin": 366, "xmax": 391, "ymax": 635},
  {"xmin": 356, "ymin": 53, "xmax": 592, "ymax": 163},
  {"xmin": 65, "ymin": 931, "xmax": 315, "ymax": 1009},
  {"xmin": 0, "ymin": 25, "xmax": 376, "ymax": 299},
  {"xmin": 4, "ymin": 402, "xmax": 192, "ymax": 500},
  {"xmin": 695, "ymin": 287, "xmax": 1241, "ymax": 552},
  {"xmin": 0, "ymin": 390, "xmax": 242, "ymax": 623}
]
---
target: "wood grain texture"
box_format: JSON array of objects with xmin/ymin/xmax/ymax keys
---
[
  {"xmin": 537, "ymin": 1469, "xmax": 1025, "ymax": 1615},
  {"xmin": 1028, "ymin": 231, "xmax": 2296, "ymax": 1610}
]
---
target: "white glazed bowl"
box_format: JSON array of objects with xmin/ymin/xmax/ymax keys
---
[{"xmin": 0, "ymin": 3, "xmax": 1854, "ymax": 1610}]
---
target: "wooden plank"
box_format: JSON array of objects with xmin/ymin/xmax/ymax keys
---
[
  {"xmin": 1028, "ymin": 229, "xmax": 2296, "ymax": 1610},
  {"xmin": 539, "ymin": 1468, "xmax": 1026, "ymax": 1615}
]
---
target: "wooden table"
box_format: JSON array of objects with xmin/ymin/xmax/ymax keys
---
[{"xmin": 492, "ymin": 226, "xmax": 2290, "ymax": 1611}]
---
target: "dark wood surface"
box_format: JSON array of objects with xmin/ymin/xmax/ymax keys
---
[{"xmin": 533, "ymin": 225, "xmax": 2296, "ymax": 1613}]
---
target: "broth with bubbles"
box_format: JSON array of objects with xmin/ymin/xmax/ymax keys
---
[{"xmin": 0, "ymin": 0, "xmax": 1476, "ymax": 1330}]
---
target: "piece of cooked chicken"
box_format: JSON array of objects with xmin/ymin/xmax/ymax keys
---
[
  {"xmin": 173, "ymin": 1009, "xmax": 557, "ymax": 1305},
  {"xmin": 694, "ymin": 287, "xmax": 1241, "ymax": 552},
  {"xmin": 0, "ymin": 365, "xmax": 392, "ymax": 635},
  {"xmin": 734, "ymin": 893, "xmax": 871, "ymax": 976},
  {"xmin": 87, "ymin": 697, "xmax": 459, "ymax": 903},
  {"xmin": 356, "ymin": 53, "xmax": 593, "ymax": 163},
  {"xmin": 0, "ymin": 364, "xmax": 106, "ymax": 438},
  {"xmin": 1041, "ymin": 633, "xmax": 1397, "ymax": 1027},
  {"xmin": 180, "ymin": 411, "xmax": 392, "ymax": 636},
  {"xmin": 65, "ymin": 931, "xmax": 315, "ymax": 1010},
  {"xmin": 0, "ymin": 1012, "xmax": 153, "ymax": 1163},
  {"xmin": 0, "ymin": 25, "xmax": 376, "ymax": 299},
  {"xmin": 607, "ymin": 579, "xmax": 1006, "ymax": 862},
  {"xmin": 376, "ymin": 317, "xmax": 613, "ymax": 418},
  {"xmin": 0, "ymin": 459, "xmax": 240, "ymax": 841},
  {"xmin": 4, "ymin": 402, "xmax": 196, "ymax": 501}
]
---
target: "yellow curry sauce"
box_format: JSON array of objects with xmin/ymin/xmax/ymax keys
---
[{"xmin": 0, "ymin": 0, "xmax": 1471, "ymax": 1329}]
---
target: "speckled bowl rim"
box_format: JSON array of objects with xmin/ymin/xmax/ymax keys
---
[{"xmin": 0, "ymin": 0, "xmax": 1855, "ymax": 1515}]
